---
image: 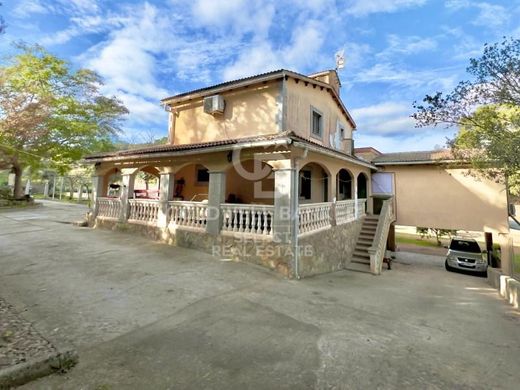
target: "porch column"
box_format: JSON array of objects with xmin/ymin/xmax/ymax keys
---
[
  {"xmin": 158, "ymin": 171, "xmax": 175, "ymax": 228},
  {"xmin": 120, "ymin": 169, "xmax": 136, "ymax": 222},
  {"xmin": 354, "ymin": 178, "xmax": 359, "ymax": 219},
  {"xmin": 91, "ymin": 175, "xmax": 104, "ymax": 218},
  {"xmin": 206, "ymin": 171, "xmax": 226, "ymax": 235},
  {"xmin": 272, "ymin": 167, "xmax": 296, "ymax": 244}
]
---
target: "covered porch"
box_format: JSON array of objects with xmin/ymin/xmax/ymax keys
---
[{"xmin": 87, "ymin": 138, "xmax": 382, "ymax": 277}]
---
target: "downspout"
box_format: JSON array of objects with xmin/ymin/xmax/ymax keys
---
[{"xmin": 292, "ymin": 146, "xmax": 308, "ymax": 279}]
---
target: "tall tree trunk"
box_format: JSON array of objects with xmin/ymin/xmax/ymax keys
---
[
  {"xmin": 12, "ymin": 163, "xmax": 24, "ymax": 199},
  {"xmin": 69, "ymin": 178, "xmax": 74, "ymax": 199}
]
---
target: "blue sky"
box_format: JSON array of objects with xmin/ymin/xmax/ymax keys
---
[{"xmin": 2, "ymin": 0, "xmax": 520, "ymax": 152}]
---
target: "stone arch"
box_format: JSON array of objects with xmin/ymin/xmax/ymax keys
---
[
  {"xmin": 357, "ymin": 172, "xmax": 368, "ymax": 199},
  {"xmin": 225, "ymin": 159, "xmax": 275, "ymax": 204},
  {"xmin": 299, "ymin": 162, "xmax": 331, "ymax": 203},
  {"xmin": 337, "ymin": 168, "xmax": 354, "ymax": 200},
  {"xmin": 172, "ymin": 162, "xmax": 210, "ymax": 201}
]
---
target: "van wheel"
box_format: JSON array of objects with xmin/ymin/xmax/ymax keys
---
[{"xmin": 445, "ymin": 260, "xmax": 453, "ymax": 272}]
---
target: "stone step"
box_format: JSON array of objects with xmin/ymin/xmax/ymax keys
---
[
  {"xmin": 346, "ymin": 261, "xmax": 371, "ymax": 273},
  {"xmin": 358, "ymin": 233, "xmax": 375, "ymax": 240},
  {"xmin": 357, "ymin": 238, "xmax": 373, "ymax": 245},
  {"xmin": 363, "ymin": 222, "xmax": 378, "ymax": 227},
  {"xmin": 360, "ymin": 230, "xmax": 376, "ymax": 236},
  {"xmin": 351, "ymin": 256, "xmax": 370, "ymax": 265},
  {"xmin": 364, "ymin": 216, "xmax": 379, "ymax": 221},
  {"xmin": 362, "ymin": 224, "xmax": 377, "ymax": 230},
  {"xmin": 355, "ymin": 244, "xmax": 371, "ymax": 251},
  {"xmin": 353, "ymin": 250, "xmax": 370, "ymax": 259}
]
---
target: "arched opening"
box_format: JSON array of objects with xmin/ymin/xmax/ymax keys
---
[
  {"xmin": 133, "ymin": 166, "xmax": 160, "ymax": 198},
  {"xmin": 299, "ymin": 162, "xmax": 330, "ymax": 203},
  {"xmin": 103, "ymin": 168, "xmax": 122, "ymax": 198},
  {"xmin": 226, "ymin": 159, "xmax": 274, "ymax": 204},
  {"xmin": 173, "ymin": 163, "xmax": 210, "ymax": 201},
  {"xmin": 336, "ymin": 168, "xmax": 353, "ymax": 200},
  {"xmin": 357, "ymin": 172, "xmax": 368, "ymax": 199}
]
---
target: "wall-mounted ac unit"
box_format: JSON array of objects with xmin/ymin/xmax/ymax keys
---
[{"xmin": 203, "ymin": 95, "xmax": 225, "ymax": 115}]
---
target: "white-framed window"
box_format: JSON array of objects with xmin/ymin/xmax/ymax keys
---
[{"xmin": 310, "ymin": 107, "xmax": 323, "ymax": 138}]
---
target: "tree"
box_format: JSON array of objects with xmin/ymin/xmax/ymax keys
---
[
  {"xmin": 0, "ymin": 2, "xmax": 6, "ymax": 35},
  {"xmin": 413, "ymin": 37, "xmax": 520, "ymax": 193},
  {"xmin": 0, "ymin": 44, "xmax": 128, "ymax": 198}
]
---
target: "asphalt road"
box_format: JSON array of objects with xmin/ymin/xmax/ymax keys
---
[{"xmin": 1, "ymin": 200, "xmax": 519, "ymax": 389}]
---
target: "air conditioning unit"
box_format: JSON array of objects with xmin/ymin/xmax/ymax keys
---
[{"xmin": 203, "ymin": 95, "xmax": 225, "ymax": 115}]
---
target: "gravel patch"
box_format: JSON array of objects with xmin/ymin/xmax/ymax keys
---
[{"xmin": 0, "ymin": 298, "xmax": 57, "ymax": 369}]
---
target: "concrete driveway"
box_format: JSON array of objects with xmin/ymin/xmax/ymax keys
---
[{"xmin": 1, "ymin": 201, "xmax": 519, "ymax": 389}]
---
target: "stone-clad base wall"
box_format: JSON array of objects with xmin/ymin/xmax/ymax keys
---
[
  {"xmin": 298, "ymin": 218, "xmax": 364, "ymax": 277},
  {"xmin": 93, "ymin": 217, "xmax": 363, "ymax": 279}
]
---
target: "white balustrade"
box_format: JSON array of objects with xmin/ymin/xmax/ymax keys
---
[
  {"xmin": 128, "ymin": 199, "xmax": 160, "ymax": 224},
  {"xmin": 356, "ymin": 198, "xmax": 367, "ymax": 217},
  {"xmin": 168, "ymin": 201, "xmax": 208, "ymax": 230},
  {"xmin": 298, "ymin": 202, "xmax": 332, "ymax": 235},
  {"xmin": 336, "ymin": 199, "xmax": 356, "ymax": 225},
  {"xmin": 368, "ymin": 198, "xmax": 395, "ymax": 275},
  {"xmin": 96, "ymin": 197, "xmax": 121, "ymax": 220},
  {"xmin": 221, "ymin": 203, "xmax": 274, "ymax": 236}
]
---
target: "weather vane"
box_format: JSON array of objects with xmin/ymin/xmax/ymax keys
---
[{"xmin": 335, "ymin": 49, "xmax": 345, "ymax": 70}]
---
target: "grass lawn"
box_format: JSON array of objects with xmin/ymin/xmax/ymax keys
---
[{"xmin": 396, "ymin": 234, "xmax": 447, "ymax": 248}]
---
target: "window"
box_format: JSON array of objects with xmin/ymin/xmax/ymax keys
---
[
  {"xmin": 300, "ymin": 170, "xmax": 311, "ymax": 199},
  {"xmin": 449, "ymin": 239, "xmax": 482, "ymax": 253},
  {"xmin": 196, "ymin": 166, "xmax": 209, "ymax": 184},
  {"xmin": 311, "ymin": 107, "xmax": 323, "ymax": 138}
]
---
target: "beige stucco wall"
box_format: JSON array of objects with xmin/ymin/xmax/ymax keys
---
[
  {"xmin": 171, "ymin": 81, "xmax": 281, "ymax": 145},
  {"xmin": 383, "ymin": 164, "xmax": 509, "ymax": 233},
  {"xmin": 285, "ymin": 78, "xmax": 354, "ymax": 154}
]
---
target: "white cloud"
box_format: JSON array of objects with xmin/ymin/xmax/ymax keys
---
[
  {"xmin": 444, "ymin": 0, "xmax": 470, "ymax": 10},
  {"xmin": 351, "ymin": 102, "xmax": 417, "ymax": 135},
  {"xmin": 354, "ymin": 62, "xmax": 458, "ymax": 92},
  {"xmin": 355, "ymin": 129, "xmax": 454, "ymax": 153},
  {"xmin": 445, "ymin": 1, "xmax": 510, "ymax": 30},
  {"xmin": 78, "ymin": 3, "xmax": 173, "ymax": 128},
  {"xmin": 222, "ymin": 20, "xmax": 327, "ymax": 80},
  {"xmin": 378, "ymin": 34, "xmax": 438, "ymax": 58},
  {"xmin": 190, "ymin": 0, "xmax": 275, "ymax": 38},
  {"xmin": 12, "ymin": 0, "xmax": 52, "ymax": 18},
  {"xmin": 472, "ymin": 3, "xmax": 509, "ymax": 29},
  {"xmin": 345, "ymin": 0, "xmax": 427, "ymax": 17}
]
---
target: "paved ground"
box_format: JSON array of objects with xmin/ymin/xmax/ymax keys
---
[{"xmin": 1, "ymin": 201, "xmax": 519, "ymax": 389}]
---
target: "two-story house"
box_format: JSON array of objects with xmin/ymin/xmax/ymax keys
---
[{"xmin": 85, "ymin": 69, "xmax": 395, "ymax": 278}]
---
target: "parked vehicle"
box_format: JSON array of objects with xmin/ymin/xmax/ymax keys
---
[{"xmin": 445, "ymin": 237, "xmax": 487, "ymax": 276}]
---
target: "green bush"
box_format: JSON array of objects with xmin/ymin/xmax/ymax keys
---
[{"xmin": 0, "ymin": 186, "xmax": 12, "ymax": 199}]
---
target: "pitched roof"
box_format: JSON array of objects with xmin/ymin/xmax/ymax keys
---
[
  {"xmin": 84, "ymin": 133, "xmax": 285, "ymax": 160},
  {"xmin": 373, "ymin": 149, "xmax": 454, "ymax": 165},
  {"xmin": 83, "ymin": 132, "xmax": 376, "ymax": 169},
  {"xmin": 354, "ymin": 147, "xmax": 382, "ymax": 154},
  {"xmin": 160, "ymin": 69, "xmax": 356, "ymax": 129}
]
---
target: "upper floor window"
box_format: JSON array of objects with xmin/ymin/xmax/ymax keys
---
[{"xmin": 311, "ymin": 107, "xmax": 323, "ymax": 138}]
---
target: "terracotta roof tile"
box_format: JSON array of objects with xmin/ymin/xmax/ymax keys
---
[{"xmin": 373, "ymin": 149, "xmax": 454, "ymax": 164}]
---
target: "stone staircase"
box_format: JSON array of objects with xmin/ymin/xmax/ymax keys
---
[{"xmin": 346, "ymin": 215, "xmax": 379, "ymax": 273}]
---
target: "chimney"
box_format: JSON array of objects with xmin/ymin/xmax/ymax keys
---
[{"xmin": 307, "ymin": 70, "xmax": 341, "ymax": 94}]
